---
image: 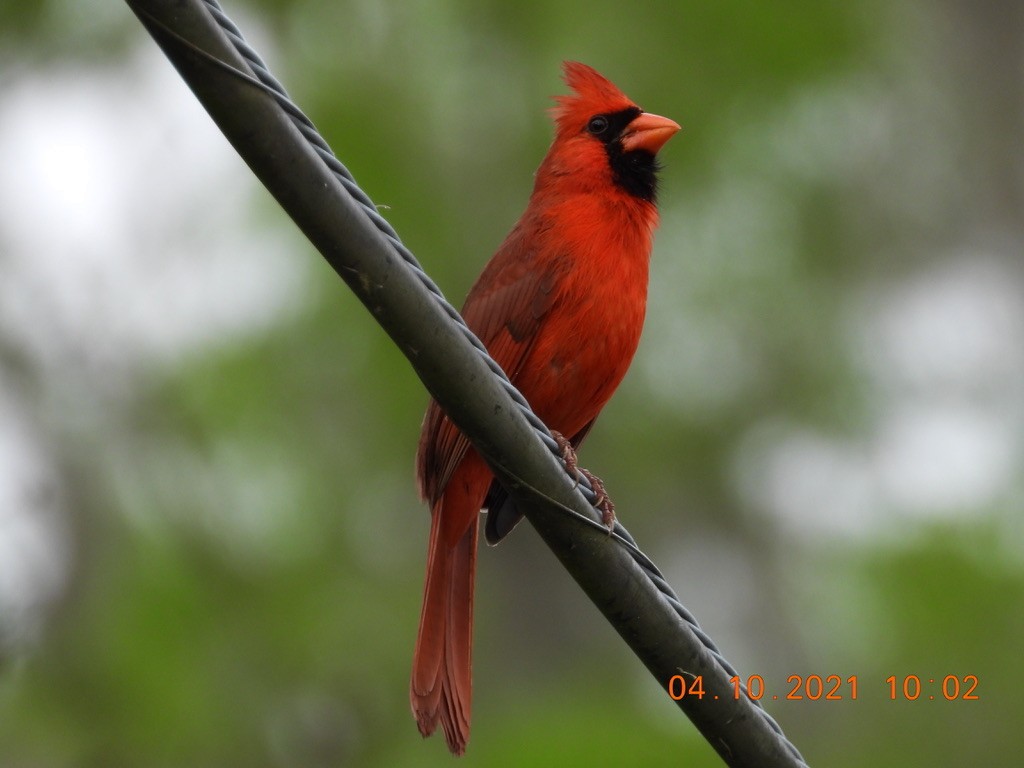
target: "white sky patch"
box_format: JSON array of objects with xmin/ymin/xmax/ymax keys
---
[
  {"xmin": 731, "ymin": 420, "xmax": 880, "ymax": 539},
  {"xmin": 854, "ymin": 256, "xmax": 1024, "ymax": 394},
  {"xmin": 0, "ymin": 47, "xmax": 310, "ymax": 381},
  {"xmin": 872, "ymin": 403, "xmax": 1015, "ymax": 516},
  {"xmin": 856, "ymin": 256, "xmax": 1024, "ymax": 521},
  {"xmin": 734, "ymin": 257, "xmax": 1024, "ymax": 541}
]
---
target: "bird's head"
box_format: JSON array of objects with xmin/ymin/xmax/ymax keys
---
[{"xmin": 544, "ymin": 61, "xmax": 680, "ymax": 203}]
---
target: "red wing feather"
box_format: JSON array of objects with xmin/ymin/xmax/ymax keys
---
[{"xmin": 417, "ymin": 235, "xmax": 568, "ymax": 502}]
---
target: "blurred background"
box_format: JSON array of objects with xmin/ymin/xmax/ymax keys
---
[{"xmin": 1, "ymin": 0, "xmax": 1021, "ymax": 765}]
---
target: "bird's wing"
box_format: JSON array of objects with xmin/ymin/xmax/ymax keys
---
[{"xmin": 416, "ymin": 234, "xmax": 568, "ymax": 503}]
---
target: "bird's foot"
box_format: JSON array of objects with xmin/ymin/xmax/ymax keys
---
[{"xmin": 550, "ymin": 431, "xmax": 616, "ymax": 531}]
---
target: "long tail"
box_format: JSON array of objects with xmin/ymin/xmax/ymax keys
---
[{"xmin": 410, "ymin": 472, "xmax": 483, "ymax": 755}]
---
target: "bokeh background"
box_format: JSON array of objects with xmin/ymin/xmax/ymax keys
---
[{"xmin": 1, "ymin": 1, "xmax": 1021, "ymax": 765}]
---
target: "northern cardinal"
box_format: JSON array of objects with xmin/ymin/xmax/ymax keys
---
[{"xmin": 410, "ymin": 62, "xmax": 679, "ymax": 755}]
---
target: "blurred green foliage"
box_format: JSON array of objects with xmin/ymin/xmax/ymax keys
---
[{"xmin": 1, "ymin": 1, "xmax": 1021, "ymax": 766}]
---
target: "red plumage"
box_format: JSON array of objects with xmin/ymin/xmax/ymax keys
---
[{"xmin": 410, "ymin": 61, "xmax": 679, "ymax": 755}]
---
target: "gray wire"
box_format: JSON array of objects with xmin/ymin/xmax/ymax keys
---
[{"xmin": 198, "ymin": 1, "xmax": 808, "ymax": 763}]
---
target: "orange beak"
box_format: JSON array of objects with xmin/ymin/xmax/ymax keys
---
[{"xmin": 621, "ymin": 112, "xmax": 681, "ymax": 154}]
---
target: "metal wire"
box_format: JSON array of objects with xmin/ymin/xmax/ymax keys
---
[{"xmin": 196, "ymin": 1, "xmax": 808, "ymax": 763}]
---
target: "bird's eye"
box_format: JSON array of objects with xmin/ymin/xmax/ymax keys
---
[{"xmin": 586, "ymin": 115, "xmax": 609, "ymax": 135}]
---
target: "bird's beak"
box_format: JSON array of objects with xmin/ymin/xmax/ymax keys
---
[{"xmin": 621, "ymin": 112, "xmax": 681, "ymax": 154}]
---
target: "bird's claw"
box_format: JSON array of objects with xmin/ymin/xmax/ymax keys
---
[
  {"xmin": 579, "ymin": 468, "xmax": 616, "ymax": 530},
  {"xmin": 550, "ymin": 430, "xmax": 616, "ymax": 532},
  {"xmin": 551, "ymin": 431, "xmax": 580, "ymax": 486}
]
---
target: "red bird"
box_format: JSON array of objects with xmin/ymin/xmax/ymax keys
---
[{"xmin": 410, "ymin": 62, "xmax": 679, "ymax": 755}]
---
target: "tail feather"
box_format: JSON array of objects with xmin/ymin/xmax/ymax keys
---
[{"xmin": 411, "ymin": 501, "xmax": 478, "ymax": 755}]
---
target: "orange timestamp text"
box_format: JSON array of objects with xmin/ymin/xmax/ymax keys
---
[
  {"xmin": 668, "ymin": 674, "xmax": 860, "ymax": 701},
  {"xmin": 885, "ymin": 674, "xmax": 979, "ymax": 700},
  {"xmin": 667, "ymin": 674, "xmax": 980, "ymax": 702}
]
